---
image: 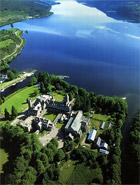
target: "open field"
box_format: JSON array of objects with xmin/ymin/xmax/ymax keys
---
[
  {"xmin": 59, "ymin": 160, "xmax": 100, "ymax": 185},
  {"xmin": 2, "ymin": 30, "xmax": 24, "ymax": 61},
  {"xmin": 44, "ymin": 113, "xmax": 57, "ymax": 122},
  {"xmin": 1, "ymin": 86, "xmax": 39, "ymax": 114},
  {"xmin": 52, "ymin": 92, "xmax": 64, "ymax": 102},
  {"xmin": 0, "ymin": 39, "xmax": 14, "ymax": 49},
  {"xmin": 56, "ymin": 122, "xmax": 63, "ymax": 129},
  {"xmin": 90, "ymin": 113, "xmax": 110, "ymax": 130},
  {"xmin": 0, "ymin": 148, "xmax": 8, "ymax": 174}
]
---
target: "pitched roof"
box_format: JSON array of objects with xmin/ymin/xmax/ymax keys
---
[{"xmin": 88, "ymin": 129, "xmax": 97, "ymax": 141}]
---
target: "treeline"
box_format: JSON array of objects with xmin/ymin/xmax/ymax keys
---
[
  {"xmin": 4, "ymin": 105, "xmax": 18, "ymax": 120},
  {"xmin": 77, "ymin": 0, "xmax": 140, "ymax": 23},
  {"xmin": 129, "ymin": 111, "xmax": 140, "ymax": 161},
  {"xmin": 127, "ymin": 111, "xmax": 140, "ymax": 184},
  {"xmin": 0, "ymin": 0, "xmax": 52, "ymax": 26},
  {"xmin": 35, "ymin": 72, "xmax": 127, "ymax": 115}
]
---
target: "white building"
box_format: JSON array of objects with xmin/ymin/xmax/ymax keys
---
[
  {"xmin": 100, "ymin": 121, "xmax": 106, "ymax": 129},
  {"xmin": 87, "ymin": 129, "xmax": 97, "ymax": 142}
]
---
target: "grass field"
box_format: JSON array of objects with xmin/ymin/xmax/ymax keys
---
[
  {"xmin": 52, "ymin": 92, "xmax": 64, "ymax": 102},
  {"xmin": 0, "ymin": 148, "xmax": 8, "ymax": 174},
  {"xmin": 44, "ymin": 113, "xmax": 57, "ymax": 122},
  {"xmin": 90, "ymin": 113, "xmax": 110, "ymax": 129},
  {"xmin": 56, "ymin": 122, "xmax": 63, "ymax": 129},
  {"xmin": 1, "ymin": 86, "xmax": 39, "ymax": 114},
  {"xmin": 0, "ymin": 39, "xmax": 14, "ymax": 49},
  {"xmin": 59, "ymin": 160, "xmax": 99, "ymax": 184}
]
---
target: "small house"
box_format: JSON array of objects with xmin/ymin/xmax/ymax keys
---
[
  {"xmin": 99, "ymin": 149, "xmax": 109, "ymax": 155},
  {"xmin": 87, "ymin": 129, "xmax": 97, "ymax": 142}
]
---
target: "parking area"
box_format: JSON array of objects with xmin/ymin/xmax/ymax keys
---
[{"xmin": 39, "ymin": 126, "xmax": 64, "ymax": 148}]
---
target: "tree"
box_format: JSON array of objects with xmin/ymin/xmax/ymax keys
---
[
  {"xmin": 20, "ymin": 167, "xmax": 37, "ymax": 185},
  {"xmin": 92, "ymin": 167, "xmax": 103, "ymax": 184},
  {"xmin": 11, "ymin": 106, "xmax": 18, "ymax": 119},
  {"xmin": 46, "ymin": 148, "xmax": 54, "ymax": 162},
  {"xmin": 36, "ymin": 159, "xmax": 45, "ymax": 175},
  {"xmin": 64, "ymin": 140, "xmax": 74, "ymax": 152},
  {"xmin": 50, "ymin": 138, "xmax": 58, "ymax": 148},
  {"xmin": 4, "ymin": 108, "xmax": 10, "ymax": 120},
  {"xmin": 40, "ymin": 153, "xmax": 49, "ymax": 167},
  {"xmin": 7, "ymin": 70, "xmax": 15, "ymax": 80},
  {"xmin": 30, "ymin": 76, "xmax": 37, "ymax": 86},
  {"xmin": 55, "ymin": 149, "xmax": 65, "ymax": 162},
  {"xmin": 40, "ymin": 82, "xmax": 46, "ymax": 93}
]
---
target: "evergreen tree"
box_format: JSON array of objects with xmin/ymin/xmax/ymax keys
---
[
  {"xmin": 11, "ymin": 106, "xmax": 18, "ymax": 119},
  {"xmin": 4, "ymin": 108, "xmax": 10, "ymax": 120}
]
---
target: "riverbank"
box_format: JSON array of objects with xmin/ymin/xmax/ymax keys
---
[{"xmin": 0, "ymin": 70, "xmax": 36, "ymax": 91}]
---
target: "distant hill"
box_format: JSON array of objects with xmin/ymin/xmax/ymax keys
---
[
  {"xmin": 0, "ymin": 0, "xmax": 53, "ymax": 26},
  {"xmin": 77, "ymin": 0, "xmax": 140, "ymax": 23}
]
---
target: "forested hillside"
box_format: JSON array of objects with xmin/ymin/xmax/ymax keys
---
[
  {"xmin": 77, "ymin": 0, "xmax": 140, "ymax": 23},
  {"xmin": 0, "ymin": 0, "xmax": 52, "ymax": 26},
  {"xmin": 0, "ymin": 29, "xmax": 25, "ymax": 72}
]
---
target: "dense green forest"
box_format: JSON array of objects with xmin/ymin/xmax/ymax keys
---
[
  {"xmin": 0, "ymin": 28, "xmax": 25, "ymax": 73},
  {"xmin": 128, "ymin": 112, "xmax": 140, "ymax": 184},
  {"xmin": 0, "ymin": 0, "xmax": 52, "ymax": 26}
]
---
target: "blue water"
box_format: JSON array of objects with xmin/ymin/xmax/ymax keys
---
[{"xmin": 2, "ymin": 0, "xmax": 140, "ymax": 115}]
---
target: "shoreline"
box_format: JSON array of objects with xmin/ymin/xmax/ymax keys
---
[
  {"xmin": 0, "ymin": 70, "xmax": 36, "ymax": 92},
  {"xmin": 0, "ymin": 11, "xmax": 54, "ymax": 28}
]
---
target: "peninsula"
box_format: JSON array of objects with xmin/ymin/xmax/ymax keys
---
[{"xmin": 0, "ymin": 0, "xmax": 53, "ymax": 27}]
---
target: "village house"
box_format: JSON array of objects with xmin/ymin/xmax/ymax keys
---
[
  {"xmin": 96, "ymin": 137, "xmax": 109, "ymax": 155},
  {"xmin": 96, "ymin": 137, "xmax": 108, "ymax": 150},
  {"xmin": 99, "ymin": 149, "xmax": 109, "ymax": 155},
  {"xmin": 0, "ymin": 74, "xmax": 8, "ymax": 83},
  {"xmin": 87, "ymin": 129, "xmax": 97, "ymax": 142}
]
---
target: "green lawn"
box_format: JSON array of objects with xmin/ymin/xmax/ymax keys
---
[
  {"xmin": 0, "ymin": 39, "xmax": 14, "ymax": 49},
  {"xmin": 52, "ymin": 92, "xmax": 64, "ymax": 102},
  {"xmin": 0, "ymin": 148, "xmax": 8, "ymax": 174},
  {"xmin": 44, "ymin": 113, "xmax": 57, "ymax": 122},
  {"xmin": 56, "ymin": 122, "xmax": 63, "ymax": 129},
  {"xmin": 59, "ymin": 161, "xmax": 99, "ymax": 185},
  {"xmin": 1, "ymin": 86, "xmax": 39, "ymax": 114},
  {"xmin": 90, "ymin": 113, "xmax": 110, "ymax": 129},
  {"xmin": 59, "ymin": 160, "xmax": 75, "ymax": 184}
]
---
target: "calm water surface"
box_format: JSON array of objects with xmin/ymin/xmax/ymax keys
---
[{"xmin": 3, "ymin": 0, "xmax": 140, "ymax": 116}]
